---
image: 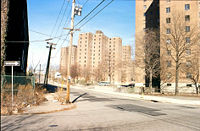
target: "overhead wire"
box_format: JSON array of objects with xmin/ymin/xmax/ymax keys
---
[
  {"xmin": 82, "ymin": 0, "xmax": 89, "ymax": 8},
  {"xmin": 50, "ymin": 0, "xmax": 66, "ymax": 37},
  {"xmin": 53, "ymin": 0, "xmax": 70, "ymax": 40},
  {"xmin": 78, "ymin": 0, "xmax": 114, "ymax": 29},
  {"xmin": 74, "ymin": 0, "xmax": 105, "ymax": 27}
]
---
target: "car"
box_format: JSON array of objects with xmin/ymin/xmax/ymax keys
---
[{"xmin": 98, "ymin": 82, "xmax": 110, "ymax": 86}]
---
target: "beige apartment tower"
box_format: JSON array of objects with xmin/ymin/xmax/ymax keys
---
[
  {"xmin": 77, "ymin": 32, "xmax": 93, "ymax": 69},
  {"xmin": 135, "ymin": 0, "xmax": 200, "ymax": 92},
  {"xmin": 60, "ymin": 45, "xmax": 77, "ymax": 75},
  {"xmin": 122, "ymin": 45, "xmax": 133, "ymax": 83},
  {"xmin": 106, "ymin": 37, "xmax": 122, "ymax": 84}
]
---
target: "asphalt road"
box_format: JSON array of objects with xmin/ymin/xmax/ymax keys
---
[{"xmin": 1, "ymin": 87, "xmax": 200, "ymax": 131}]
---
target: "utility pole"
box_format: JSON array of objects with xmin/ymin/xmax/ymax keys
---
[
  {"xmin": 65, "ymin": 0, "xmax": 82, "ymax": 103},
  {"xmin": 44, "ymin": 42, "xmax": 56, "ymax": 86}
]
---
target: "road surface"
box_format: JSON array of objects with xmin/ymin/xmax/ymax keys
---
[{"xmin": 1, "ymin": 87, "xmax": 200, "ymax": 131}]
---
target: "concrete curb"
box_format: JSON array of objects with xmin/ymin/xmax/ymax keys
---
[{"xmin": 71, "ymin": 86, "xmax": 200, "ymax": 106}]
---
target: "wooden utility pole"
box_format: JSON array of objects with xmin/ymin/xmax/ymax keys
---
[
  {"xmin": 65, "ymin": 0, "xmax": 82, "ymax": 103},
  {"xmin": 44, "ymin": 42, "xmax": 56, "ymax": 86}
]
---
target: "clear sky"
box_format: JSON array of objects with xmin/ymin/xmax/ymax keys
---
[{"xmin": 27, "ymin": 0, "xmax": 135, "ymax": 71}]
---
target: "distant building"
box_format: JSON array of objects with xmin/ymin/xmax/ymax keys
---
[
  {"xmin": 60, "ymin": 30, "xmax": 134, "ymax": 84},
  {"xmin": 77, "ymin": 32, "xmax": 93, "ymax": 69},
  {"xmin": 60, "ymin": 45, "xmax": 77, "ymax": 75},
  {"xmin": 122, "ymin": 45, "xmax": 133, "ymax": 83}
]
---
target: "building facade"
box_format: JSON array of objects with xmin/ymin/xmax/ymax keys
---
[
  {"xmin": 60, "ymin": 30, "xmax": 133, "ymax": 84},
  {"xmin": 122, "ymin": 45, "xmax": 134, "ymax": 83},
  {"xmin": 60, "ymin": 45, "xmax": 77, "ymax": 75},
  {"xmin": 135, "ymin": 0, "xmax": 200, "ymax": 93}
]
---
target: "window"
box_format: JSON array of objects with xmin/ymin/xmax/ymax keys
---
[
  {"xmin": 186, "ymin": 37, "xmax": 190, "ymax": 43},
  {"xmin": 167, "ymin": 60, "xmax": 171, "ymax": 67},
  {"xmin": 186, "ymin": 72, "xmax": 192, "ymax": 78},
  {"xmin": 167, "ymin": 50, "xmax": 171, "ymax": 55},
  {"xmin": 167, "ymin": 73, "xmax": 172, "ymax": 79},
  {"xmin": 185, "ymin": 4, "xmax": 190, "ymax": 10},
  {"xmin": 185, "ymin": 26, "xmax": 190, "ymax": 32},
  {"xmin": 144, "ymin": 5, "xmax": 147, "ymax": 10},
  {"xmin": 166, "ymin": 39, "xmax": 171, "ymax": 44},
  {"xmin": 166, "ymin": 28, "xmax": 171, "ymax": 34},
  {"xmin": 167, "ymin": 83, "xmax": 172, "ymax": 86},
  {"xmin": 186, "ymin": 60, "xmax": 192, "ymax": 67},
  {"xmin": 186, "ymin": 84, "xmax": 192, "ymax": 87},
  {"xmin": 166, "ymin": 18, "xmax": 171, "ymax": 23},
  {"xmin": 166, "ymin": 7, "xmax": 170, "ymax": 13},
  {"xmin": 186, "ymin": 49, "xmax": 191, "ymax": 55},
  {"xmin": 185, "ymin": 15, "xmax": 190, "ymax": 21}
]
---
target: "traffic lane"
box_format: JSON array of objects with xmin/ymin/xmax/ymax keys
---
[{"xmin": 1, "ymin": 87, "xmax": 200, "ymax": 131}]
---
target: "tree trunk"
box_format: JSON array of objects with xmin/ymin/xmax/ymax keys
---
[
  {"xmin": 175, "ymin": 61, "xmax": 179, "ymax": 95},
  {"xmin": 149, "ymin": 69, "xmax": 153, "ymax": 93},
  {"xmin": 195, "ymin": 83, "xmax": 199, "ymax": 95}
]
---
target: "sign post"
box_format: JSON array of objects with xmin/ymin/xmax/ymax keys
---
[{"xmin": 4, "ymin": 61, "xmax": 20, "ymax": 109}]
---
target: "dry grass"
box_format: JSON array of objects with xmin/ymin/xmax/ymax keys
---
[
  {"xmin": 54, "ymin": 87, "xmax": 66, "ymax": 104},
  {"xmin": 1, "ymin": 84, "xmax": 46, "ymax": 115}
]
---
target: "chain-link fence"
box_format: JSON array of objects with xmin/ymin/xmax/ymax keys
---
[{"xmin": 1, "ymin": 75, "xmax": 36, "ymax": 114}]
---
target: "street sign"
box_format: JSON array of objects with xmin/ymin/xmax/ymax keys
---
[
  {"xmin": 3, "ymin": 60, "xmax": 20, "ymax": 109},
  {"xmin": 4, "ymin": 61, "xmax": 20, "ymax": 66}
]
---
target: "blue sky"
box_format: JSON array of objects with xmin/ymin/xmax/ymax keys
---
[{"xmin": 27, "ymin": 0, "xmax": 135, "ymax": 70}]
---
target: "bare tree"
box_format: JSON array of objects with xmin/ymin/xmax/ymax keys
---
[
  {"xmin": 181, "ymin": 56, "xmax": 200, "ymax": 94},
  {"xmin": 160, "ymin": 12, "xmax": 199, "ymax": 95},
  {"xmin": 135, "ymin": 29, "xmax": 160, "ymax": 93},
  {"xmin": 81, "ymin": 67, "xmax": 91, "ymax": 83},
  {"xmin": 70, "ymin": 64, "xmax": 80, "ymax": 82}
]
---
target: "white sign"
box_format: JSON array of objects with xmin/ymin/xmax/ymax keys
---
[{"xmin": 4, "ymin": 61, "xmax": 20, "ymax": 66}]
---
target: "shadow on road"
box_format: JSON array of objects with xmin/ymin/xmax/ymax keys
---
[{"xmin": 72, "ymin": 93, "xmax": 87, "ymax": 103}]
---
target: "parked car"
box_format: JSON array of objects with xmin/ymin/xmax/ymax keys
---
[{"xmin": 98, "ymin": 81, "xmax": 110, "ymax": 86}]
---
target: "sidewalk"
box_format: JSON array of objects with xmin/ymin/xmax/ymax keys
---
[
  {"xmin": 22, "ymin": 93, "xmax": 76, "ymax": 115},
  {"xmin": 71, "ymin": 85, "xmax": 200, "ymax": 106}
]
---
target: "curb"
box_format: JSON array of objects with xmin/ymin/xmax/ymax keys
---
[{"xmin": 71, "ymin": 86, "xmax": 200, "ymax": 106}]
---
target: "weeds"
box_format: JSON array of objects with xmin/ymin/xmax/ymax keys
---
[{"xmin": 1, "ymin": 84, "xmax": 46, "ymax": 115}]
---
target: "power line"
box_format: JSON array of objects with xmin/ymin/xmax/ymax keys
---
[
  {"xmin": 78, "ymin": 0, "xmax": 114, "ymax": 29},
  {"xmin": 82, "ymin": 0, "xmax": 89, "ymax": 7},
  {"xmin": 50, "ymin": 0, "xmax": 66, "ymax": 37},
  {"xmin": 55, "ymin": 5, "xmax": 72, "ymax": 45},
  {"xmin": 53, "ymin": 0, "xmax": 70, "ymax": 39},
  {"xmin": 29, "ymin": 29, "xmax": 51, "ymax": 37},
  {"xmin": 74, "ymin": 0, "xmax": 105, "ymax": 27},
  {"xmin": 52, "ymin": 31, "xmax": 71, "ymax": 58}
]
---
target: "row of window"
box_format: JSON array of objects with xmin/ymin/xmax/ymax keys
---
[
  {"xmin": 166, "ymin": 37, "xmax": 190, "ymax": 44},
  {"xmin": 166, "ymin": 15, "xmax": 190, "ymax": 24},
  {"xmin": 166, "ymin": 26, "xmax": 190, "ymax": 34},
  {"xmin": 166, "ymin": 72, "xmax": 192, "ymax": 80},
  {"xmin": 166, "ymin": 4, "xmax": 190, "ymax": 13}
]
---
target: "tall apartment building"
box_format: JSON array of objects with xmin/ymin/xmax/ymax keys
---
[
  {"xmin": 106, "ymin": 37, "xmax": 122, "ymax": 84},
  {"xmin": 122, "ymin": 45, "xmax": 133, "ymax": 83},
  {"xmin": 77, "ymin": 32, "xmax": 93, "ymax": 69},
  {"xmin": 60, "ymin": 45, "xmax": 77, "ymax": 75},
  {"xmin": 135, "ymin": 0, "xmax": 200, "ymax": 91},
  {"xmin": 91, "ymin": 30, "xmax": 108, "ymax": 70}
]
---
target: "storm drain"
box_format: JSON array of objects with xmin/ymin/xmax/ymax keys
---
[{"xmin": 108, "ymin": 104, "xmax": 167, "ymax": 116}]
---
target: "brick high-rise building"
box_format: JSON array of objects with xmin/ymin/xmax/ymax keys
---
[
  {"xmin": 77, "ymin": 32, "xmax": 93, "ymax": 69},
  {"xmin": 122, "ymin": 45, "xmax": 133, "ymax": 83},
  {"xmin": 106, "ymin": 37, "xmax": 122, "ymax": 84},
  {"xmin": 91, "ymin": 30, "xmax": 108, "ymax": 70},
  {"xmin": 135, "ymin": 0, "xmax": 200, "ymax": 92},
  {"xmin": 60, "ymin": 45, "xmax": 77, "ymax": 75}
]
